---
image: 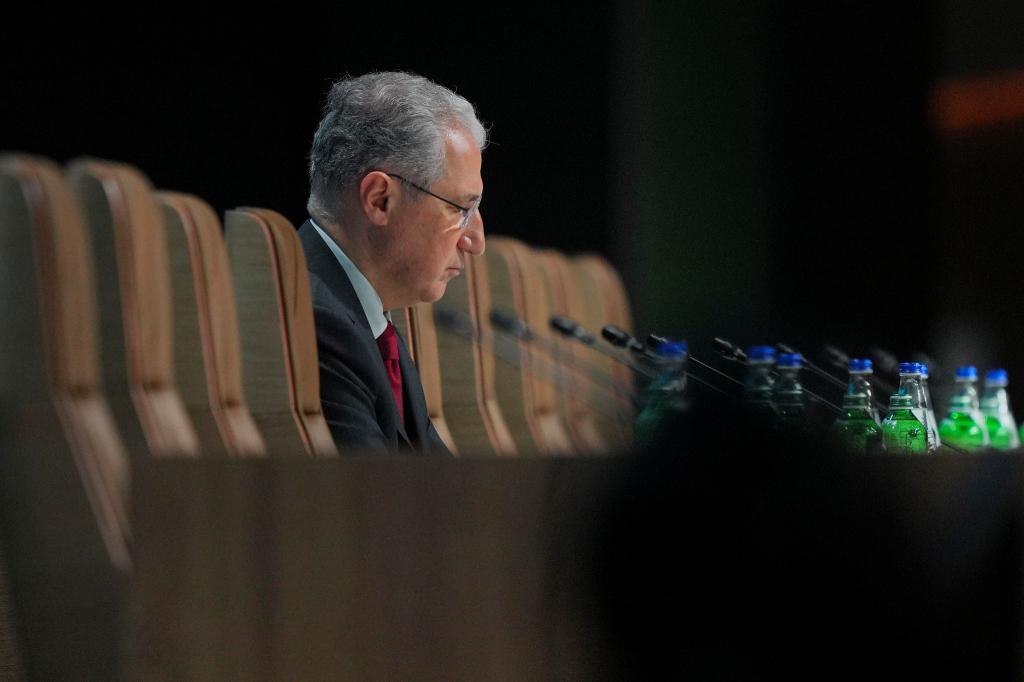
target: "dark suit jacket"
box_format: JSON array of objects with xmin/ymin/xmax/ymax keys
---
[{"xmin": 298, "ymin": 220, "xmax": 449, "ymax": 454}]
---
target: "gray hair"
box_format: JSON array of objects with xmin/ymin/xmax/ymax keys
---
[{"xmin": 307, "ymin": 71, "xmax": 488, "ymax": 224}]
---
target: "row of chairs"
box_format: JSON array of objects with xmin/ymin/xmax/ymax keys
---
[
  {"xmin": 0, "ymin": 153, "xmax": 635, "ymax": 675},
  {"xmin": 0, "ymin": 151, "xmax": 635, "ymax": 523},
  {"xmin": 396, "ymin": 239, "xmax": 635, "ymax": 456}
]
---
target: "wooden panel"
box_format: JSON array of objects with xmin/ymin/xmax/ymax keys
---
[{"xmin": 131, "ymin": 458, "xmax": 620, "ymax": 681}]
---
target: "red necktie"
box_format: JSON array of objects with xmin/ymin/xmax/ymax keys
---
[{"xmin": 375, "ymin": 321, "xmax": 405, "ymax": 426}]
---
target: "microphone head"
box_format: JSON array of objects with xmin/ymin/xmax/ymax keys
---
[
  {"xmin": 713, "ymin": 337, "xmax": 747, "ymax": 363},
  {"xmin": 550, "ymin": 315, "xmax": 578, "ymax": 337},
  {"xmin": 601, "ymin": 324, "xmax": 631, "ymax": 348},
  {"xmin": 646, "ymin": 334, "xmax": 668, "ymax": 350},
  {"xmin": 823, "ymin": 344, "xmax": 851, "ymax": 368},
  {"xmin": 490, "ymin": 308, "xmax": 533, "ymax": 341},
  {"xmin": 434, "ymin": 308, "xmax": 475, "ymax": 339},
  {"xmin": 776, "ymin": 342, "xmax": 798, "ymax": 356}
]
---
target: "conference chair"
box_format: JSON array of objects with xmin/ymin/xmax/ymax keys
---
[
  {"xmin": 224, "ymin": 207, "xmax": 337, "ymax": 457},
  {"xmin": 158, "ymin": 192, "xmax": 266, "ymax": 457},
  {"xmin": 535, "ymin": 249, "xmax": 614, "ymax": 453},
  {"xmin": 67, "ymin": 158, "xmax": 199, "ymax": 457},
  {"xmin": 393, "ymin": 303, "xmax": 457, "ymax": 453},
  {"xmin": 566, "ymin": 255, "xmax": 634, "ymax": 449},
  {"xmin": 480, "ymin": 239, "xmax": 539, "ymax": 454},
  {"xmin": 429, "ymin": 254, "xmax": 517, "ymax": 456},
  {"xmin": 573, "ymin": 254, "xmax": 636, "ymax": 444},
  {"xmin": 486, "ymin": 237, "xmax": 574, "ymax": 455},
  {"xmin": 0, "ymin": 154, "xmax": 130, "ymax": 678}
]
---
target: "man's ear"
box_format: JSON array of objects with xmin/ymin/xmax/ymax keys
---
[{"xmin": 358, "ymin": 171, "xmax": 396, "ymax": 226}]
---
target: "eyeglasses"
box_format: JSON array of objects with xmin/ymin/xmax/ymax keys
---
[{"xmin": 386, "ymin": 173, "xmax": 480, "ymax": 229}]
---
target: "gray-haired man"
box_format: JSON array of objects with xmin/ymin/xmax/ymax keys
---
[{"xmin": 299, "ymin": 71, "xmax": 487, "ymax": 452}]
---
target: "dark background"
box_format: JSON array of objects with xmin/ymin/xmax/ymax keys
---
[{"xmin": 4, "ymin": 2, "xmax": 1024, "ymax": 406}]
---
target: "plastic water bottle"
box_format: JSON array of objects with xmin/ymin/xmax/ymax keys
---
[
  {"xmin": 917, "ymin": 363, "xmax": 942, "ymax": 450},
  {"xmin": 634, "ymin": 340, "xmax": 688, "ymax": 445},
  {"xmin": 772, "ymin": 353, "xmax": 806, "ymax": 426},
  {"xmin": 882, "ymin": 394, "xmax": 928, "ymax": 454},
  {"xmin": 980, "ymin": 368, "xmax": 1019, "ymax": 450},
  {"xmin": 938, "ymin": 365, "xmax": 989, "ymax": 451},
  {"xmin": 829, "ymin": 358, "xmax": 884, "ymax": 454},
  {"xmin": 895, "ymin": 362, "xmax": 937, "ymax": 452},
  {"xmin": 743, "ymin": 345, "xmax": 776, "ymax": 421}
]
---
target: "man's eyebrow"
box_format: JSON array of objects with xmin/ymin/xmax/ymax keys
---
[{"xmin": 462, "ymin": 192, "xmax": 482, "ymax": 204}]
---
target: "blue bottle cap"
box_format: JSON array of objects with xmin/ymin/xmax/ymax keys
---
[
  {"xmin": 986, "ymin": 368, "xmax": 1009, "ymax": 386},
  {"xmin": 918, "ymin": 363, "xmax": 929, "ymax": 377},
  {"xmin": 849, "ymin": 358, "xmax": 872, "ymax": 372},
  {"xmin": 955, "ymin": 365, "xmax": 977, "ymax": 380},
  {"xmin": 898, "ymin": 362, "xmax": 917, "ymax": 375},
  {"xmin": 655, "ymin": 340, "xmax": 688, "ymax": 358},
  {"xmin": 777, "ymin": 352, "xmax": 802, "ymax": 368},
  {"xmin": 747, "ymin": 345, "xmax": 776, "ymax": 361}
]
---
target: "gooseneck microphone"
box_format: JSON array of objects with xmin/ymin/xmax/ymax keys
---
[
  {"xmin": 603, "ymin": 324, "xmax": 746, "ymax": 395},
  {"xmin": 550, "ymin": 317, "xmax": 735, "ymax": 400},
  {"xmin": 776, "ymin": 342, "xmax": 846, "ymax": 390},
  {"xmin": 823, "ymin": 344, "xmax": 897, "ymax": 397},
  {"xmin": 435, "ymin": 308, "xmax": 632, "ymax": 419},
  {"xmin": 707, "ymin": 335, "xmax": 843, "ymax": 415}
]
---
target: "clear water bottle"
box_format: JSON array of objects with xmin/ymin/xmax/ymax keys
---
[
  {"xmin": 980, "ymin": 368, "xmax": 1019, "ymax": 450},
  {"xmin": 917, "ymin": 363, "xmax": 941, "ymax": 450},
  {"xmin": 743, "ymin": 345, "xmax": 776, "ymax": 421},
  {"xmin": 772, "ymin": 353, "xmax": 806, "ymax": 427},
  {"xmin": 938, "ymin": 365, "xmax": 989, "ymax": 451},
  {"xmin": 634, "ymin": 340, "xmax": 688, "ymax": 446},
  {"xmin": 896, "ymin": 362, "xmax": 937, "ymax": 452},
  {"xmin": 830, "ymin": 358, "xmax": 884, "ymax": 454}
]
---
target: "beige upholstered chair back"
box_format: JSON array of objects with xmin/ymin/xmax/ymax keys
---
[
  {"xmin": 535, "ymin": 249, "xmax": 610, "ymax": 453},
  {"xmin": 159, "ymin": 193, "xmax": 266, "ymax": 457},
  {"xmin": 399, "ymin": 303, "xmax": 457, "ymax": 453},
  {"xmin": 573, "ymin": 254, "xmax": 636, "ymax": 440},
  {"xmin": 429, "ymin": 255, "xmax": 517, "ymax": 456},
  {"xmin": 486, "ymin": 237, "xmax": 573, "ymax": 454},
  {"xmin": 0, "ymin": 155, "xmax": 131, "ymax": 678},
  {"xmin": 481, "ymin": 242, "xmax": 537, "ymax": 454},
  {"xmin": 67, "ymin": 158, "xmax": 199, "ymax": 457},
  {"xmin": 0, "ymin": 154, "xmax": 131, "ymax": 564},
  {"xmin": 224, "ymin": 208, "xmax": 337, "ymax": 457}
]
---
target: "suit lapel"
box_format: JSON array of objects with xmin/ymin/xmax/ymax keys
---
[{"xmin": 299, "ymin": 220, "xmax": 412, "ymax": 448}]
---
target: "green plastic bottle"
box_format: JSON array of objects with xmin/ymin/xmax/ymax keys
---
[
  {"xmin": 980, "ymin": 369, "xmax": 1020, "ymax": 451},
  {"xmin": 895, "ymin": 362, "xmax": 938, "ymax": 452},
  {"xmin": 743, "ymin": 345, "xmax": 776, "ymax": 424},
  {"xmin": 938, "ymin": 365, "xmax": 989, "ymax": 451},
  {"xmin": 830, "ymin": 358, "xmax": 884, "ymax": 454},
  {"xmin": 882, "ymin": 394, "xmax": 928, "ymax": 454},
  {"xmin": 634, "ymin": 341, "xmax": 688, "ymax": 446},
  {"xmin": 772, "ymin": 352, "xmax": 806, "ymax": 428}
]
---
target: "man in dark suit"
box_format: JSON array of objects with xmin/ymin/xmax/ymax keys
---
[{"xmin": 299, "ymin": 72, "xmax": 487, "ymax": 453}]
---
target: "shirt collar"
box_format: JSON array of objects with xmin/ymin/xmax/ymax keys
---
[{"xmin": 310, "ymin": 219, "xmax": 390, "ymax": 338}]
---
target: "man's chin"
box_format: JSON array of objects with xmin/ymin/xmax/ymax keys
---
[{"xmin": 422, "ymin": 282, "xmax": 447, "ymax": 304}]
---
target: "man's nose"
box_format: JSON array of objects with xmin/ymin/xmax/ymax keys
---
[{"xmin": 458, "ymin": 209, "xmax": 485, "ymax": 255}]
